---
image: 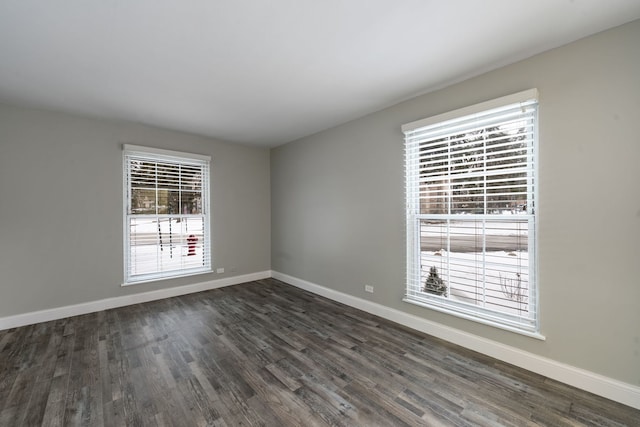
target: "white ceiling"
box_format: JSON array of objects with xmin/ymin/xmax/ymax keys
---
[{"xmin": 1, "ymin": 1, "xmax": 639, "ymax": 147}]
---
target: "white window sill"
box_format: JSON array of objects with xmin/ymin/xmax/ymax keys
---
[
  {"xmin": 403, "ymin": 297, "xmax": 545, "ymax": 340},
  {"xmin": 122, "ymin": 268, "xmax": 213, "ymax": 286}
]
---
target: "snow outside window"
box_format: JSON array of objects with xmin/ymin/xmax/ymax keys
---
[
  {"xmin": 402, "ymin": 90, "xmax": 540, "ymax": 336},
  {"xmin": 123, "ymin": 145, "xmax": 212, "ymax": 284}
]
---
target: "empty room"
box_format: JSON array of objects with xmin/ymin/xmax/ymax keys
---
[{"xmin": 1, "ymin": 1, "xmax": 639, "ymax": 425}]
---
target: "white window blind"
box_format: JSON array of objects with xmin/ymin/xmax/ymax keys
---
[
  {"xmin": 403, "ymin": 90, "xmax": 539, "ymax": 335},
  {"xmin": 123, "ymin": 145, "xmax": 211, "ymax": 284}
]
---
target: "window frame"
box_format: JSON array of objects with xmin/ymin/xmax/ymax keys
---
[
  {"xmin": 402, "ymin": 89, "xmax": 542, "ymax": 338},
  {"xmin": 122, "ymin": 144, "xmax": 212, "ymax": 285}
]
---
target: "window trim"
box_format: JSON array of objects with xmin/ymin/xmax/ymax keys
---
[
  {"xmin": 122, "ymin": 144, "xmax": 212, "ymax": 285},
  {"xmin": 402, "ymin": 90, "xmax": 543, "ymax": 338}
]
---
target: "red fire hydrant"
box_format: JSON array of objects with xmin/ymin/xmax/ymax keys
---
[{"xmin": 187, "ymin": 234, "xmax": 197, "ymax": 256}]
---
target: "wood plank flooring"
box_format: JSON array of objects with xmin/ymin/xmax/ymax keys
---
[{"xmin": 1, "ymin": 278, "xmax": 638, "ymax": 426}]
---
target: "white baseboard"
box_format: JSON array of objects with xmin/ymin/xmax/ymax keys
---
[
  {"xmin": 0, "ymin": 271, "xmax": 271, "ymax": 331},
  {"xmin": 271, "ymin": 270, "xmax": 640, "ymax": 410}
]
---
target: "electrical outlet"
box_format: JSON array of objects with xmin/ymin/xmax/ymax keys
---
[
  {"xmin": 365, "ymin": 285, "xmax": 374, "ymax": 293},
  {"xmin": 216, "ymin": 267, "xmax": 225, "ymax": 274}
]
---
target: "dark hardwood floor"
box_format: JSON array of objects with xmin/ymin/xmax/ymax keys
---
[{"xmin": 1, "ymin": 278, "xmax": 638, "ymax": 426}]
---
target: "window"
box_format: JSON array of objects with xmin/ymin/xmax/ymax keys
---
[
  {"xmin": 402, "ymin": 89, "xmax": 539, "ymax": 335},
  {"xmin": 123, "ymin": 145, "xmax": 211, "ymax": 284}
]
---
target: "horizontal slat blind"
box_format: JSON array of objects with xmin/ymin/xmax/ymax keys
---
[
  {"xmin": 124, "ymin": 146, "xmax": 211, "ymax": 284},
  {"xmin": 404, "ymin": 92, "xmax": 538, "ymax": 334}
]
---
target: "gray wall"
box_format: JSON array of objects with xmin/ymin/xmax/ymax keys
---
[
  {"xmin": 271, "ymin": 20, "xmax": 640, "ymax": 385},
  {"xmin": 0, "ymin": 105, "xmax": 271, "ymax": 316}
]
